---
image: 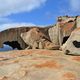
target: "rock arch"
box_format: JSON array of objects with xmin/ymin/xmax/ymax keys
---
[{"xmin": 4, "ymin": 41, "xmax": 22, "ymax": 50}]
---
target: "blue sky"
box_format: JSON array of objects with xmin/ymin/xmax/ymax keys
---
[
  {"xmin": 0, "ymin": 0, "xmax": 80, "ymax": 31},
  {"xmin": 0, "ymin": 0, "xmax": 80, "ymax": 51}
]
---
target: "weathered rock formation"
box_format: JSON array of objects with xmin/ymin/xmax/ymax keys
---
[
  {"xmin": 0, "ymin": 27, "xmax": 31, "ymax": 49},
  {"xmin": 0, "ymin": 27, "xmax": 50, "ymax": 50},
  {"xmin": 0, "ymin": 15, "xmax": 80, "ymax": 51},
  {"xmin": 21, "ymin": 28, "xmax": 48, "ymax": 49},
  {"xmin": 38, "ymin": 39, "xmax": 60, "ymax": 50},
  {"xmin": 21, "ymin": 28, "xmax": 59, "ymax": 49},
  {"xmin": 61, "ymin": 28, "xmax": 80, "ymax": 55},
  {"xmin": 48, "ymin": 16, "xmax": 77, "ymax": 47}
]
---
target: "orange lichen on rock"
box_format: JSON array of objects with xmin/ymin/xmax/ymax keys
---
[
  {"xmin": 38, "ymin": 50, "xmax": 51, "ymax": 55},
  {"xmin": 72, "ymin": 56, "xmax": 80, "ymax": 62},
  {"xmin": 62, "ymin": 72, "xmax": 76, "ymax": 80},
  {"xmin": 35, "ymin": 60, "xmax": 63, "ymax": 69},
  {"xmin": 36, "ymin": 50, "xmax": 55, "ymax": 56},
  {"xmin": 63, "ymin": 22, "xmax": 75, "ymax": 32},
  {"xmin": 16, "ymin": 50, "xmax": 53, "ymax": 56}
]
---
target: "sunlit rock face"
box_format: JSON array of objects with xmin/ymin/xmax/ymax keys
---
[
  {"xmin": 76, "ymin": 16, "xmax": 80, "ymax": 28},
  {"xmin": 0, "ymin": 27, "xmax": 30, "ymax": 50},
  {"xmin": 0, "ymin": 15, "xmax": 80, "ymax": 52},
  {"xmin": 61, "ymin": 27, "xmax": 80, "ymax": 55},
  {"xmin": 49, "ymin": 16, "xmax": 76, "ymax": 47},
  {"xmin": 20, "ymin": 28, "xmax": 48, "ymax": 49},
  {"xmin": 21, "ymin": 28, "xmax": 59, "ymax": 50},
  {"xmin": 0, "ymin": 50, "xmax": 80, "ymax": 80},
  {"xmin": 0, "ymin": 26, "xmax": 50, "ymax": 50}
]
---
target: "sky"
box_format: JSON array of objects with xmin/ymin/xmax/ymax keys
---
[
  {"xmin": 0, "ymin": 0, "xmax": 80, "ymax": 31},
  {"xmin": 0, "ymin": 0, "xmax": 80, "ymax": 51}
]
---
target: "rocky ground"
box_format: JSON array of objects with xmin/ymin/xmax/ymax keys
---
[{"xmin": 0, "ymin": 49, "xmax": 80, "ymax": 80}]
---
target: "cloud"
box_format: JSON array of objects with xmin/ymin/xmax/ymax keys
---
[
  {"xmin": 0, "ymin": 0, "xmax": 46, "ymax": 17},
  {"xmin": 0, "ymin": 23, "xmax": 36, "ymax": 32},
  {"xmin": 70, "ymin": 0, "xmax": 80, "ymax": 11},
  {"xmin": 0, "ymin": 0, "xmax": 46, "ymax": 32}
]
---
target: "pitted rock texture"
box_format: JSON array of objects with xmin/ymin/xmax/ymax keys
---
[
  {"xmin": 61, "ymin": 27, "xmax": 80, "ymax": 55},
  {"xmin": 0, "ymin": 49, "xmax": 80, "ymax": 80}
]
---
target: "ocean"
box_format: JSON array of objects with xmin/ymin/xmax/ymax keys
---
[{"xmin": 0, "ymin": 45, "xmax": 17, "ymax": 52}]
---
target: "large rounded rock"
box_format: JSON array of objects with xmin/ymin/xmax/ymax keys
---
[{"xmin": 61, "ymin": 28, "xmax": 80, "ymax": 55}]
